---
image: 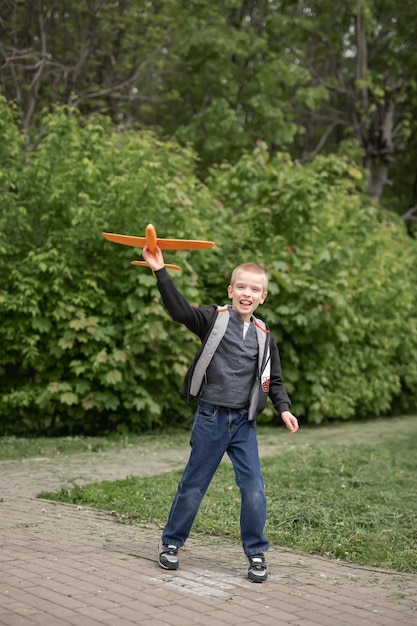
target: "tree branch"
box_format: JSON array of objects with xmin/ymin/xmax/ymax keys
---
[
  {"xmin": 400, "ymin": 205, "xmax": 417, "ymax": 222},
  {"xmin": 299, "ymin": 121, "xmax": 339, "ymax": 164}
]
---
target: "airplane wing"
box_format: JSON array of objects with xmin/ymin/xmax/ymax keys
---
[
  {"xmin": 103, "ymin": 232, "xmax": 215, "ymax": 250},
  {"xmin": 156, "ymin": 238, "xmax": 215, "ymax": 250},
  {"xmin": 103, "ymin": 233, "xmax": 146, "ymax": 247}
]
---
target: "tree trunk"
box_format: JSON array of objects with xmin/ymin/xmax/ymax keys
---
[
  {"xmin": 355, "ymin": 1, "xmax": 395, "ymax": 202},
  {"xmin": 365, "ymin": 100, "xmax": 395, "ymax": 201}
]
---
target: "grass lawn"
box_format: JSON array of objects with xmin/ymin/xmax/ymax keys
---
[
  {"xmin": 33, "ymin": 416, "xmax": 417, "ymax": 574},
  {"xmin": 0, "ymin": 430, "xmax": 190, "ymax": 461}
]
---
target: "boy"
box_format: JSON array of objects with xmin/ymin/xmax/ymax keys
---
[{"xmin": 142, "ymin": 245, "xmax": 299, "ymax": 582}]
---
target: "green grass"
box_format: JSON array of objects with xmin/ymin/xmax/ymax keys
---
[
  {"xmin": 0, "ymin": 430, "xmax": 190, "ymax": 461},
  {"xmin": 38, "ymin": 430, "xmax": 417, "ymax": 573}
]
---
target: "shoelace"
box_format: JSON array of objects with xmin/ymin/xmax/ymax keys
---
[{"xmin": 249, "ymin": 556, "xmax": 265, "ymax": 570}]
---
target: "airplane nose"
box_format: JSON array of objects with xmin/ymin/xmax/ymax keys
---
[{"xmin": 145, "ymin": 224, "xmax": 158, "ymax": 253}]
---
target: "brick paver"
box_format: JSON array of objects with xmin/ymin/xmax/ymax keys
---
[{"xmin": 0, "ymin": 440, "xmax": 416, "ymax": 625}]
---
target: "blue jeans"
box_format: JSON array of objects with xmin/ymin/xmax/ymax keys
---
[{"xmin": 161, "ymin": 401, "xmax": 269, "ymax": 556}]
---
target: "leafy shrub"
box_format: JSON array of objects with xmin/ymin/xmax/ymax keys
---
[
  {"xmin": 0, "ymin": 101, "xmax": 220, "ymax": 434},
  {"xmin": 1, "ymin": 102, "xmax": 416, "ymax": 434},
  {"xmin": 209, "ymin": 144, "xmax": 417, "ymax": 422}
]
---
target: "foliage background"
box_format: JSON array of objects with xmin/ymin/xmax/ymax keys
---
[
  {"xmin": 0, "ymin": 99, "xmax": 416, "ymax": 435},
  {"xmin": 2, "ymin": 0, "xmax": 417, "ymax": 216}
]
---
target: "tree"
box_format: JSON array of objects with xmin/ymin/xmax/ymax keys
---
[
  {"xmin": 275, "ymin": 0, "xmax": 417, "ymax": 217},
  {"xmin": 0, "ymin": 0, "xmax": 177, "ymax": 130},
  {"xmin": 0, "ymin": 0, "xmax": 317, "ymax": 162},
  {"xmin": 2, "ymin": 0, "xmax": 416, "ymax": 217}
]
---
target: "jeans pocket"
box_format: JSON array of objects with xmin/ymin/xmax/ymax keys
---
[{"xmin": 197, "ymin": 402, "xmax": 218, "ymax": 420}]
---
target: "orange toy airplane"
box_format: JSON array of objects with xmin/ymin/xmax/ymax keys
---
[{"xmin": 102, "ymin": 223, "xmax": 215, "ymax": 270}]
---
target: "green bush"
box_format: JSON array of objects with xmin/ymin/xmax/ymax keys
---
[
  {"xmin": 1, "ymin": 101, "xmax": 416, "ymax": 434},
  {"xmin": 209, "ymin": 145, "xmax": 417, "ymax": 421},
  {"xmin": 0, "ymin": 101, "xmax": 221, "ymax": 434}
]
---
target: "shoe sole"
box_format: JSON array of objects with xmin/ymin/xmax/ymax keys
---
[
  {"xmin": 248, "ymin": 573, "xmax": 268, "ymax": 582},
  {"xmin": 158, "ymin": 558, "xmax": 179, "ymax": 570}
]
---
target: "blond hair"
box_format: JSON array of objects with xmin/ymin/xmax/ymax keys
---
[{"xmin": 230, "ymin": 263, "xmax": 269, "ymax": 291}]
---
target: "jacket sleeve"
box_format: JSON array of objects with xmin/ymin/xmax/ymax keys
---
[
  {"xmin": 155, "ymin": 267, "xmax": 214, "ymax": 339},
  {"xmin": 268, "ymin": 335, "xmax": 291, "ymax": 414}
]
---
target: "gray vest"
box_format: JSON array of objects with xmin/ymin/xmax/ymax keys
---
[{"xmin": 189, "ymin": 305, "xmax": 270, "ymax": 420}]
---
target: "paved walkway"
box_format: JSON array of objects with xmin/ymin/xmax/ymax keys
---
[{"xmin": 0, "ymin": 432, "xmax": 416, "ymax": 626}]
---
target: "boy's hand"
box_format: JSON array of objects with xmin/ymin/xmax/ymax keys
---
[
  {"xmin": 142, "ymin": 244, "xmax": 165, "ymax": 272},
  {"xmin": 281, "ymin": 410, "xmax": 299, "ymax": 434}
]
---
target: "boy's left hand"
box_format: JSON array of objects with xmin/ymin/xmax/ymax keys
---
[{"xmin": 281, "ymin": 410, "xmax": 299, "ymax": 434}]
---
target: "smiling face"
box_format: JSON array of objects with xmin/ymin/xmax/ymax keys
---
[{"xmin": 227, "ymin": 267, "xmax": 268, "ymax": 322}]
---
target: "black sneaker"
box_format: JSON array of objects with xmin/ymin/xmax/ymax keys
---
[
  {"xmin": 247, "ymin": 553, "xmax": 268, "ymax": 582},
  {"xmin": 158, "ymin": 541, "xmax": 179, "ymax": 570}
]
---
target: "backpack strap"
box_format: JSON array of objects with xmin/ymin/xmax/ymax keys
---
[
  {"xmin": 248, "ymin": 317, "xmax": 271, "ymax": 420},
  {"xmin": 189, "ymin": 305, "xmax": 230, "ymax": 397},
  {"xmin": 255, "ymin": 318, "xmax": 271, "ymax": 392}
]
